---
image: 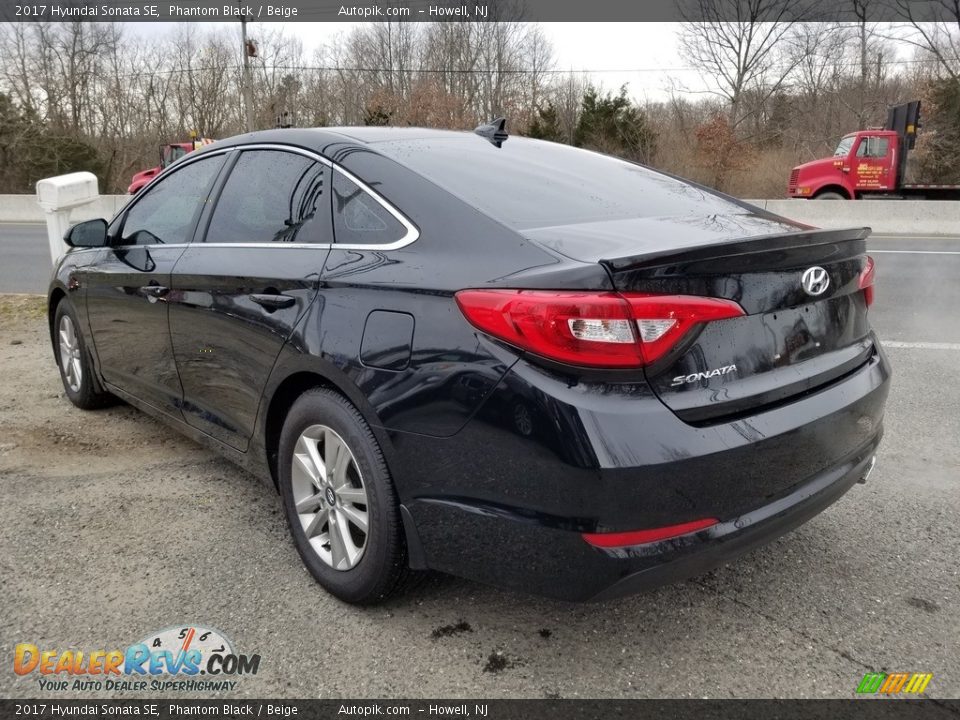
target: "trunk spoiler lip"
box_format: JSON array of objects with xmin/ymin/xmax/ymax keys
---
[{"xmin": 599, "ymin": 226, "xmax": 872, "ymax": 273}]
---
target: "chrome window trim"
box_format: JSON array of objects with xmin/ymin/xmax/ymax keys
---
[
  {"xmin": 119, "ymin": 142, "xmax": 420, "ymax": 252},
  {"xmin": 329, "ymin": 163, "xmax": 420, "ymax": 251}
]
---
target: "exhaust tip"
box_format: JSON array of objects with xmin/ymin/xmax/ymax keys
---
[{"xmin": 857, "ymin": 456, "xmax": 876, "ymax": 485}]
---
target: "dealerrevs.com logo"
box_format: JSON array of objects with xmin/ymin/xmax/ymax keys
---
[{"xmin": 14, "ymin": 625, "xmax": 260, "ymax": 692}]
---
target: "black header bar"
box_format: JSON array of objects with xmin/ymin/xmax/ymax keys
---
[{"xmin": 1, "ymin": 0, "xmax": 956, "ymax": 23}]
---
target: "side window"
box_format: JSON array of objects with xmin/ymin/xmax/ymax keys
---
[
  {"xmin": 857, "ymin": 137, "xmax": 889, "ymax": 159},
  {"xmin": 204, "ymin": 150, "xmax": 332, "ymax": 244},
  {"xmin": 332, "ymin": 170, "xmax": 407, "ymax": 246},
  {"xmin": 119, "ymin": 155, "xmax": 225, "ymax": 246}
]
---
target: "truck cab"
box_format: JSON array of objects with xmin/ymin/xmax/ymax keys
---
[
  {"xmin": 127, "ymin": 138, "xmax": 215, "ymax": 195},
  {"xmin": 788, "ymin": 130, "xmax": 899, "ymax": 199}
]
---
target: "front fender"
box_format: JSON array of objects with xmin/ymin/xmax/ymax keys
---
[
  {"xmin": 47, "ymin": 249, "xmax": 101, "ymax": 364},
  {"xmin": 803, "ymin": 171, "xmax": 854, "ymax": 198}
]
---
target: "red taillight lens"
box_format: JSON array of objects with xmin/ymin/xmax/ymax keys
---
[
  {"xmin": 859, "ymin": 255, "xmax": 876, "ymax": 307},
  {"xmin": 454, "ymin": 289, "xmax": 744, "ymax": 368},
  {"xmin": 582, "ymin": 518, "xmax": 719, "ymax": 548},
  {"xmin": 454, "ymin": 290, "xmax": 641, "ymax": 367}
]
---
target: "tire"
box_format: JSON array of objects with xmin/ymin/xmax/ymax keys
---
[
  {"xmin": 278, "ymin": 387, "xmax": 409, "ymax": 604},
  {"xmin": 815, "ymin": 191, "xmax": 846, "ymax": 200},
  {"xmin": 53, "ymin": 299, "xmax": 115, "ymax": 410}
]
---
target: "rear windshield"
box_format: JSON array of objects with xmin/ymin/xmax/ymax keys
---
[{"xmin": 374, "ymin": 136, "xmax": 740, "ymax": 230}]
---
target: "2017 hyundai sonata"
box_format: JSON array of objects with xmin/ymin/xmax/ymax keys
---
[{"xmin": 49, "ymin": 124, "xmax": 890, "ymax": 603}]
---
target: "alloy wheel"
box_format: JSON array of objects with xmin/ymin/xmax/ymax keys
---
[
  {"xmin": 58, "ymin": 315, "xmax": 83, "ymax": 393},
  {"xmin": 290, "ymin": 424, "xmax": 369, "ymax": 571}
]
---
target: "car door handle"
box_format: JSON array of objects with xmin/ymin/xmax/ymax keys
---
[
  {"xmin": 139, "ymin": 285, "xmax": 169, "ymax": 300},
  {"xmin": 250, "ymin": 293, "xmax": 296, "ymax": 310}
]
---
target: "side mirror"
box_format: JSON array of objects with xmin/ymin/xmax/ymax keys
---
[{"xmin": 64, "ymin": 218, "xmax": 108, "ymax": 248}]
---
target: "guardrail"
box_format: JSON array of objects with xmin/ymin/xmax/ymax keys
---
[
  {"xmin": 744, "ymin": 199, "xmax": 959, "ymax": 235},
  {"xmin": 0, "ymin": 194, "xmax": 128, "ymax": 224},
  {"xmin": 1, "ymin": 194, "xmax": 958, "ymax": 235}
]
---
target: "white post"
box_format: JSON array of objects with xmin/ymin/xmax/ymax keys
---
[{"xmin": 35, "ymin": 172, "xmax": 101, "ymax": 265}]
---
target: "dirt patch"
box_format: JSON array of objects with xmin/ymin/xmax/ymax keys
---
[
  {"xmin": 482, "ymin": 651, "xmax": 518, "ymax": 674},
  {"xmin": 431, "ymin": 620, "xmax": 473, "ymax": 639},
  {"xmin": 906, "ymin": 596, "xmax": 940, "ymax": 613}
]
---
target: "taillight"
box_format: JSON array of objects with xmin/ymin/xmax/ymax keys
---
[
  {"xmin": 628, "ymin": 294, "xmax": 746, "ymax": 365},
  {"xmin": 454, "ymin": 289, "xmax": 745, "ymax": 368},
  {"xmin": 582, "ymin": 518, "xmax": 719, "ymax": 548},
  {"xmin": 859, "ymin": 255, "xmax": 876, "ymax": 307}
]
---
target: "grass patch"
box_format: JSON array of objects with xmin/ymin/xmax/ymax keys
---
[{"xmin": 0, "ymin": 293, "xmax": 47, "ymax": 322}]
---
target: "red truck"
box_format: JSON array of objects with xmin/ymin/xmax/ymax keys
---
[
  {"xmin": 127, "ymin": 137, "xmax": 215, "ymax": 194},
  {"xmin": 788, "ymin": 101, "xmax": 960, "ymax": 200}
]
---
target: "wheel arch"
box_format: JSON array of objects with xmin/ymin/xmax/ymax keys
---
[
  {"xmin": 812, "ymin": 185, "xmax": 852, "ymax": 199},
  {"xmin": 259, "ymin": 365, "xmax": 425, "ymax": 569},
  {"xmin": 47, "ymin": 286, "xmax": 68, "ymax": 353},
  {"xmin": 260, "ymin": 363, "xmax": 392, "ymax": 492},
  {"xmin": 48, "ymin": 285, "xmax": 66, "ymax": 325}
]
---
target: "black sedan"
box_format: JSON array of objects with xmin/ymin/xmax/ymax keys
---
[{"xmin": 49, "ymin": 126, "xmax": 890, "ymax": 603}]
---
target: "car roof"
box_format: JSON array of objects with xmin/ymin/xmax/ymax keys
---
[{"xmin": 205, "ymin": 126, "xmax": 477, "ymax": 153}]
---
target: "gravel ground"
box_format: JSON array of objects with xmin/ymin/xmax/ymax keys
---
[{"xmin": 0, "ymin": 293, "xmax": 957, "ymax": 700}]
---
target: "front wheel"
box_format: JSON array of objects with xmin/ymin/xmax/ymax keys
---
[
  {"xmin": 53, "ymin": 300, "xmax": 114, "ymax": 410},
  {"xmin": 278, "ymin": 388, "xmax": 409, "ymax": 604},
  {"xmin": 814, "ymin": 191, "xmax": 846, "ymax": 200}
]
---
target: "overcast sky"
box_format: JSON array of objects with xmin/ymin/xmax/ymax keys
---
[
  {"xmin": 129, "ymin": 21, "xmax": 913, "ymax": 103},
  {"xmin": 131, "ymin": 21, "xmax": 705, "ymax": 100}
]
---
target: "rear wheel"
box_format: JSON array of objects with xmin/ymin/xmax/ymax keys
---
[
  {"xmin": 278, "ymin": 388, "xmax": 408, "ymax": 604},
  {"xmin": 815, "ymin": 191, "xmax": 846, "ymax": 200},
  {"xmin": 54, "ymin": 300, "xmax": 114, "ymax": 410}
]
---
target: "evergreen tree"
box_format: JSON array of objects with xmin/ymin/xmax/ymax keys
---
[
  {"xmin": 526, "ymin": 103, "xmax": 564, "ymax": 142},
  {"xmin": 574, "ymin": 86, "xmax": 657, "ymax": 163}
]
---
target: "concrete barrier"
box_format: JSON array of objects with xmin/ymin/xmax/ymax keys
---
[
  {"xmin": 0, "ymin": 194, "xmax": 128, "ymax": 224},
  {"xmin": 1, "ymin": 194, "xmax": 958, "ymax": 235},
  {"xmin": 745, "ymin": 199, "xmax": 960, "ymax": 236}
]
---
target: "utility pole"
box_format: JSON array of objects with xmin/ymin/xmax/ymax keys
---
[{"xmin": 239, "ymin": 2, "xmax": 254, "ymax": 132}]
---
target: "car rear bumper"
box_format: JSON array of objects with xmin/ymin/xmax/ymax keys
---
[
  {"xmin": 587, "ymin": 441, "xmax": 877, "ymax": 600},
  {"xmin": 403, "ymin": 436, "xmax": 878, "ymax": 601},
  {"xmin": 392, "ymin": 341, "xmax": 891, "ymax": 601}
]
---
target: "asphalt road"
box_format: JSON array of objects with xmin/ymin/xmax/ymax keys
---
[
  {"xmin": 0, "ymin": 223, "xmax": 53, "ymax": 294},
  {"xmin": 0, "ymin": 228, "xmax": 958, "ymax": 699}
]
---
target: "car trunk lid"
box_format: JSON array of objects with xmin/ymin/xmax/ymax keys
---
[{"xmin": 524, "ymin": 213, "xmax": 875, "ymax": 424}]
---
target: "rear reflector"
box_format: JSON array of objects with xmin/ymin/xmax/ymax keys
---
[
  {"xmin": 454, "ymin": 289, "xmax": 744, "ymax": 368},
  {"xmin": 582, "ymin": 518, "xmax": 719, "ymax": 548},
  {"xmin": 859, "ymin": 255, "xmax": 876, "ymax": 307}
]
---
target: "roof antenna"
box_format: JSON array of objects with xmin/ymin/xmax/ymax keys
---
[{"xmin": 474, "ymin": 117, "xmax": 508, "ymax": 148}]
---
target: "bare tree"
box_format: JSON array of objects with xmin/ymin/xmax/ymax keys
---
[
  {"xmin": 894, "ymin": 0, "xmax": 960, "ymax": 84},
  {"xmin": 0, "ymin": 15, "xmax": 944, "ymax": 198},
  {"xmin": 793, "ymin": 23, "xmax": 848, "ymax": 103},
  {"xmin": 679, "ymin": 0, "xmax": 807, "ymax": 128}
]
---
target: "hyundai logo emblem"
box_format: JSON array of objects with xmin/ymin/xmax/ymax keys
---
[{"xmin": 801, "ymin": 266, "xmax": 830, "ymax": 296}]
